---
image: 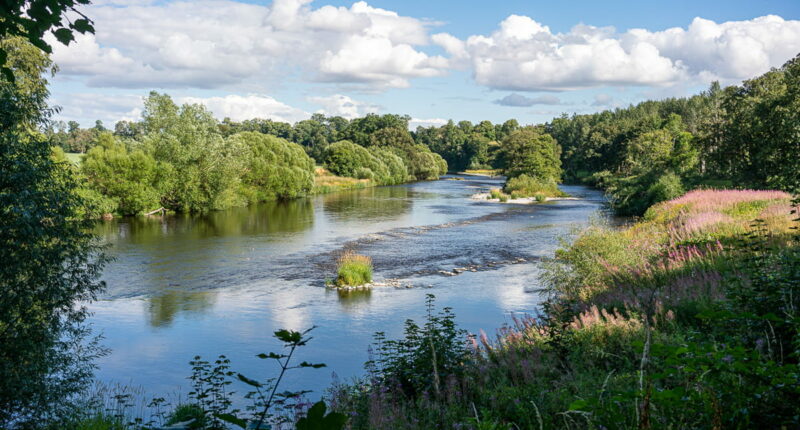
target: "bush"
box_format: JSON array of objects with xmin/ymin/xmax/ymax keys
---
[
  {"xmin": 503, "ymin": 173, "xmax": 566, "ymax": 198},
  {"xmin": 336, "ymin": 251, "xmax": 373, "ymax": 287},
  {"xmin": 165, "ymin": 404, "xmax": 206, "ymax": 429}
]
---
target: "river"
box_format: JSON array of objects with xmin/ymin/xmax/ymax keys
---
[{"xmin": 88, "ymin": 174, "xmax": 608, "ymax": 403}]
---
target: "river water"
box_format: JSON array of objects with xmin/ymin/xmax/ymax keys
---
[{"xmin": 88, "ymin": 175, "xmax": 607, "ymax": 401}]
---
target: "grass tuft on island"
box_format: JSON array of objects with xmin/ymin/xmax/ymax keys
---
[
  {"xmin": 336, "ymin": 251, "xmax": 373, "ymax": 288},
  {"xmin": 479, "ymin": 175, "xmax": 573, "ymax": 204}
]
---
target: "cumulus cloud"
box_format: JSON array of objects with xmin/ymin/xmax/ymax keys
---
[
  {"xmin": 409, "ymin": 118, "xmax": 447, "ymax": 129},
  {"xmin": 53, "ymin": 93, "xmax": 310, "ymax": 126},
  {"xmin": 308, "ymin": 94, "xmax": 380, "ymax": 119},
  {"xmin": 434, "ymin": 14, "xmax": 800, "ymax": 91},
  {"xmin": 591, "ymin": 93, "xmax": 614, "ymax": 107},
  {"xmin": 51, "ymin": 0, "xmax": 448, "ymax": 90},
  {"xmin": 50, "ymin": 93, "xmax": 144, "ymax": 126},
  {"xmin": 180, "ymin": 95, "xmax": 309, "ymax": 123},
  {"xmin": 494, "ymin": 93, "xmax": 562, "ymax": 107}
]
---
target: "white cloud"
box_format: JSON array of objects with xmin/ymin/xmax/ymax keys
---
[
  {"xmin": 409, "ymin": 117, "xmax": 447, "ymax": 129},
  {"xmin": 180, "ymin": 95, "xmax": 309, "ymax": 123},
  {"xmin": 53, "ymin": 93, "xmax": 310, "ymax": 126},
  {"xmin": 434, "ymin": 14, "xmax": 800, "ymax": 91},
  {"xmin": 308, "ymin": 94, "xmax": 380, "ymax": 119},
  {"xmin": 494, "ymin": 93, "xmax": 562, "ymax": 106},
  {"xmin": 51, "ymin": 0, "xmax": 448, "ymax": 90},
  {"xmin": 591, "ymin": 93, "xmax": 614, "ymax": 107},
  {"xmin": 50, "ymin": 93, "xmax": 144, "ymax": 126}
]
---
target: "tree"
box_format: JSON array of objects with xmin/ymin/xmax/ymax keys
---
[
  {"xmin": 499, "ymin": 127, "xmax": 562, "ymax": 181},
  {"xmin": 369, "ymin": 126, "xmax": 415, "ymax": 150},
  {"xmin": 0, "ymin": 0, "xmax": 94, "ymax": 81},
  {"xmin": 140, "ymin": 92, "xmax": 243, "ymax": 212},
  {"xmin": 0, "ymin": 36, "xmax": 106, "ymax": 426},
  {"xmin": 81, "ymin": 132, "xmax": 163, "ymax": 215},
  {"xmin": 231, "ymin": 132, "xmax": 315, "ymax": 201}
]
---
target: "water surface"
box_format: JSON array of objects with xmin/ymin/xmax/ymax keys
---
[{"xmin": 89, "ymin": 175, "xmax": 607, "ymax": 400}]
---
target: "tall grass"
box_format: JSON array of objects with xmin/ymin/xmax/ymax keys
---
[
  {"xmin": 503, "ymin": 174, "xmax": 568, "ymax": 198},
  {"xmin": 336, "ymin": 251, "xmax": 373, "ymax": 287}
]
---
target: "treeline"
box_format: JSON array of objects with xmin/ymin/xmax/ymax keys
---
[
  {"xmin": 64, "ymin": 93, "xmax": 316, "ymax": 216},
  {"xmin": 58, "ymin": 94, "xmax": 449, "ymax": 216},
  {"xmin": 548, "ymin": 54, "xmax": 800, "ymax": 215}
]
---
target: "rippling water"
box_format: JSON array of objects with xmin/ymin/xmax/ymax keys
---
[{"xmin": 88, "ymin": 175, "xmax": 608, "ymax": 400}]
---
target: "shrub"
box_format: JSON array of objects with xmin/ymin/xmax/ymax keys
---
[
  {"xmin": 504, "ymin": 173, "xmax": 566, "ymax": 198},
  {"xmin": 499, "ymin": 194, "xmax": 509, "ymax": 203},
  {"xmin": 164, "ymin": 404, "xmax": 206, "ymax": 429},
  {"xmin": 534, "ymin": 193, "xmax": 546, "ymax": 202},
  {"xmin": 489, "ymin": 189, "xmax": 503, "ymax": 200},
  {"xmin": 336, "ymin": 251, "xmax": 373, "ymax": 287}
]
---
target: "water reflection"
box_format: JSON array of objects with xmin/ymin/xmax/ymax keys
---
[
  {"xmin": 146, "ymin": 289, "xmax": 217, "ymax": 327},
  {"xmin": 321, "ymin": 186, "xmax": 413, "ymax": 220},
  {"xmin": 95, "ymin": 199, "xmax": 315, "ymax": 244},
  {"xmin": 334, "ymin": 288, "xmax": 373, "ymax": 313}
]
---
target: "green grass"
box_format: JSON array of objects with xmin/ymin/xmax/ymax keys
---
[
  {"xmin": 336, "ymin": 251, "xmax": 373, "ymax": 287},
  {"xmin": 312, "ymin": 167, "xmax": 375, "ymax": 195}
]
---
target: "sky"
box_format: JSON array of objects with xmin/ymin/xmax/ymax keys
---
[{"xmin": 48, "ymin": 0, "xmax": 800, "ymax": 129}]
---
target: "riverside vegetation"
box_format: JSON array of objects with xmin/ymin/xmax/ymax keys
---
[
  {"xmin": 3, "ymin": 5, "xmax": 800, "ymax": 428},
  {"xmin": 335, "ymin": 251, "xmax": 374, "ymax": 288}
]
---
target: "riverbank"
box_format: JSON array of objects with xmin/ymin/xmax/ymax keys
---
[{"xmin": 330, "ymin": 188, "xmax": 800, "ymax": 429}]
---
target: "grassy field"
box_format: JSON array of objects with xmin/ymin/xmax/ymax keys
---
[
  {"xmin": 312, "ymin": 167, "xmax": 374, "ymax": 194},
  {"xmin": 460, "ymin": 168, "xmax": 502, "ymax": 177}
]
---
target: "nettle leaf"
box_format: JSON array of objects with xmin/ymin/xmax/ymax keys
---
[
  {"xmin": 72, "ymin": 18, "xmax": 94, "ymax": 33},
  {"xmin": 53, "ymin": 28, "xmax": 74, "ymax": 45},
  {"xmin": 236, "ymin": 373, "xmax": 262, "ymax": 387},
  {"xmin": 298, "ymin": 361, "xmax": 326, "ymax": 369},
  {"xmin": 274, "ymin": 329, "xmax": 302, "ymax": 343},
  {"xmin": 214, "ymin": 413, "xmax": 246, "ymax": 429},
  {"xmin": 257, "ymin": 352, "xmax": 285, "ymax": 360}
]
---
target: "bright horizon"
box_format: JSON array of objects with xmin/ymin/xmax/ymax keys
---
[{"xmin": 49, "ymin": 0, "xmax": 800, "ymax": 128}]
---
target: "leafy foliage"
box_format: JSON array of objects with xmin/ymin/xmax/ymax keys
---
[
  {"xmin": 498, "ymin": 127, "xmax": 562, "ymax": 182},
  {"xmin": 0, "ymin": 0, "xmax": 94, "ymax": 81},
  {"xmin": 0, "ymin": 36, "xmax": 107, "ymax": 426}
]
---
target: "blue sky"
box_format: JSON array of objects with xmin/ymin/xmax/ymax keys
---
[{"xmin": 49, "ymin": 0, "xmax": 800, "ymax": 129}]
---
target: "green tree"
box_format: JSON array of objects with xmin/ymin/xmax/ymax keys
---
[
  {"xmin": 141, "ymin": 92, "xmax": 243, "ymax": 212},
  {"xmin": 0, "ymin": 0, "xmax": 94, "ymax": 80},
  {"xmin": 230, "ymin": 132, "xmax": 315, "ymax": 201},
  {"xmin": 499, "ymin": 127, "xmax": 562, "ymax": 181},
  {"xmin": 0, "ymin": 37, "xmax": 106, "ymax": 426},
  {"xmin": 81, "ymin": 132, "xmax": 164, "ymax": 215}
]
